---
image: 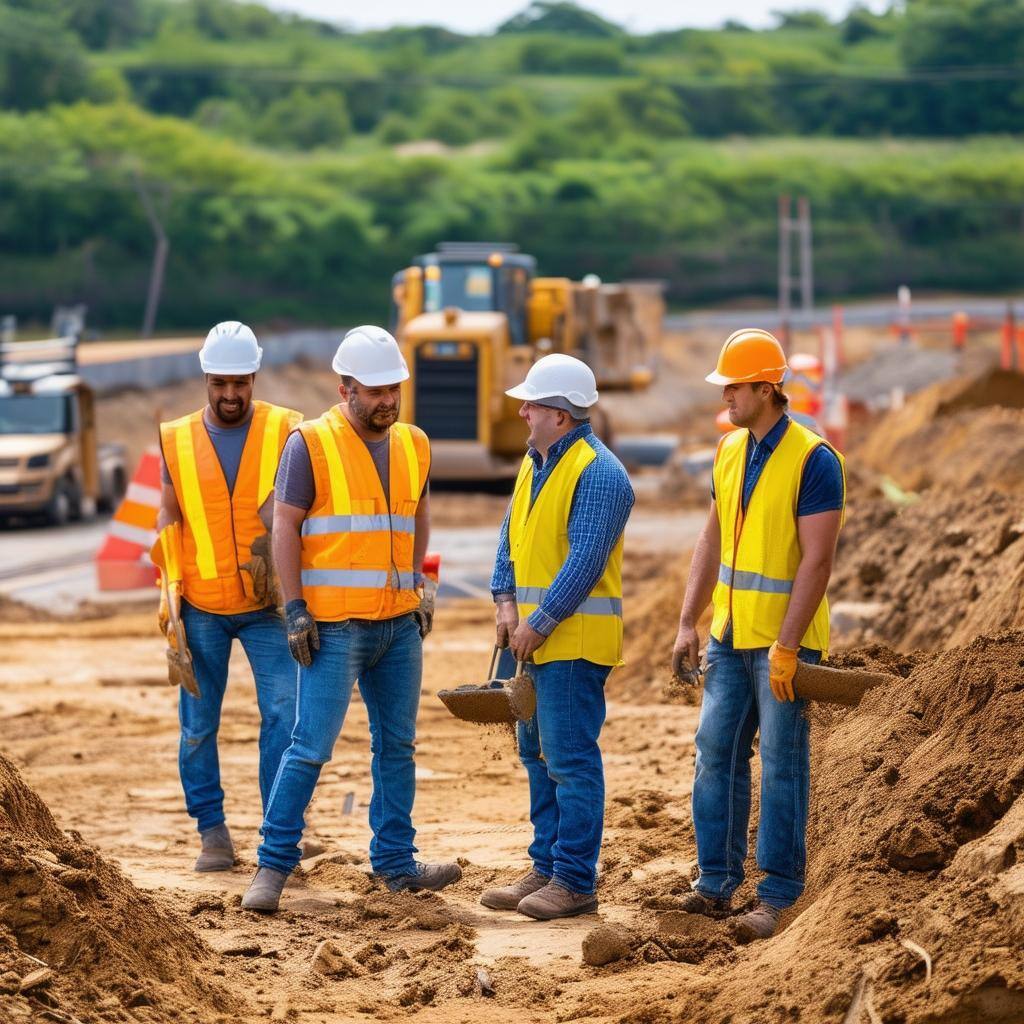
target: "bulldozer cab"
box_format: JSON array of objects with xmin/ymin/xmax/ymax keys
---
[{"xmin": 394, "ymin": 243, "xmax": 535, "ymax": 346}]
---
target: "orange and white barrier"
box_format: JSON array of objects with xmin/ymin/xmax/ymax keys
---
[{"xmin": 95, "ymin": 446, "xmax": 162, "ymax": 591}]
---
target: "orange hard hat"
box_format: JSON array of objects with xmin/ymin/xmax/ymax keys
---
[{"xmin": 705, "ymin": 328, "xmax": 788, "ymax": 386}]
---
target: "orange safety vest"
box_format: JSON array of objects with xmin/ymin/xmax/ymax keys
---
[
  {"xmin": 160, "ymin": 400, "xmax": 302, "ymax": 615},
  {"xmin": 299, "ymin": 406, "xmax": 430, "ymax": 622}
]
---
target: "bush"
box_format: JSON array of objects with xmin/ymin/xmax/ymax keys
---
[
  {"xmin": 518, "ymin": 36, "xmax": 626, "ymax": 74},
  {"xmin": 255, "ymin": 89, "xmax": 351, "ymax": 150}
]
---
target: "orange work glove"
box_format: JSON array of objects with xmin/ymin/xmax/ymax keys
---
[{"xmin": 768, "ymin": 641, "xmax": 799, "ymax": 702}]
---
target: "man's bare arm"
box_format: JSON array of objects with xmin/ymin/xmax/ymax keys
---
[
  {"xmin": 413, "ymin": 487, "xmax": 430, "ymax": 575},
  {"xmin": 156, "ymin": 481, "xmax": 181, "ymax": 531},
  {"xmin": 777, "ymin": 509, "xmax": 842, "ymax": 650},
  {"xmin": 273, "ymin": 500, "xmax": 306, "ymax": 606},
  {"xmin": 672, "ymin": 501, "xmax": 721, "ymax": 672}
]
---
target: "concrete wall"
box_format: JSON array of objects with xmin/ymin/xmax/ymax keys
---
[{"xmin": 81, "ymin": 329, "xmax": 343, "ymax": 394}]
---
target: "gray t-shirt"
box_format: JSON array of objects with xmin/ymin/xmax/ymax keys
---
[
  {"xmin": 160, "ymin": 413, "xmax": 253, "ymax": 495},
  {"xmin": 276, "ymin": 431, "xmax": 392, "ymax": 511}
]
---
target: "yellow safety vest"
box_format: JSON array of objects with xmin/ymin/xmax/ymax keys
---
[
  {"xmin": 509, "ymin": 438, "xmax": 624, "ymax": 667},
  {"xmin": 159, "ymin": 401, "xmax": 302, "ymax": 615},
  {"xmin": 710, "ymin": 418, "xmax": 846, "ymax": 655},
  {"xmin": 299, "ymin": 406, "xmax": 430, "ymax": 622}
]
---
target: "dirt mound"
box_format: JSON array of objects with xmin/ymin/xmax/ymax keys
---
[
  {"xmin": 0, "ymin": 753, "xmax": 241, "ymax": 1022},
  {"xmin": 612, "ymin": 554, "xmax": 712, "ymax": 703},
  {"xmin": 856, "ymin": 368, "xmax": 1024, "ymax": 493},
  {"xmin": 831, "ymin": 486, "xmax": 1024, "ymax": 650},
  {"xmin": 598, "ymin": 632, "xmax": 1024, "ymax": 1023}
]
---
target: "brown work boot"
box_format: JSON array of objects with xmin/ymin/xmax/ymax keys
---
[
  {"xmin": 732, "ymin": 902, "xmax": 782, "ymax": 943},
  {"xmin": 517, "ymin": 881, "xmax": 598, "ymax": 920},
  {"xmin": 480, "ymin": 869, "xmax": 550, "ymax": 911},
  {"xmin": 675, "ymin": 890, "xmax": 732, "ymax": 918}
]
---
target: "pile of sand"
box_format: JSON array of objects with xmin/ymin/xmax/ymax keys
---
[
  {"xmin": 831, "ymin": 485, "xmax": 1024, "ymax": 650},
  {"xmin": 0, "ymin": 753, "xmax": 241, "ymax": 1022},
  {"xmin": 856, "ymin": 368, "xmax": 1024, "ymax": 493},
  {"xmin": 587, "ymin": 632, "xmax": 1024, "ymax": 1024}
]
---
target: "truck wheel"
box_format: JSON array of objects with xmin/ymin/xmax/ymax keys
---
[
  {"xmin": 98, "ymin": 468, "xmax": 126, "ymax": 513},
  {"xmin": 46, "ymin": 479, "xmax": 79, "ymax": 527}
]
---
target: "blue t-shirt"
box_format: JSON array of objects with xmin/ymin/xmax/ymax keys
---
[
  {"xmin": 710, "ymin": 414, "xmax": 844, "ymax": 516},
  {"xmin": 160, "ymin": 411, "xmax": 252, "ymax": 495}
]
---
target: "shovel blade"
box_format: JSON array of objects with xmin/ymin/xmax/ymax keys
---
[
  {"xmin": 794, "ymin": 661, "xmax": 894, "ymax": 707},
  {"xmin": 167, "ymin": 649, "xmax": 201, "ymax": 698}
]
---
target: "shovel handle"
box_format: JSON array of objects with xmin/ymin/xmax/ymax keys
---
[
  {"xmin": 487, "ymin": 644, "xmax": 500, "ymax": 679},
  {"xmin": 516, "ymin": 660, "xmax": 526, "ymax": 677}
]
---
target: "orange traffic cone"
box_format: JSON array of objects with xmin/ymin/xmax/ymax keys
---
[{"xmin": 95, "ymin": 446, "xmax": 162, "ymax": 591}]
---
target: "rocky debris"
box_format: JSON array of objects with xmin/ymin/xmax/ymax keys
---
[
  {"xmin": 311, "ymin": 939, "xmax": 364, "ymax": 978},
  {"xmin": 581, "ymin": 924, "xmax": 641, "ymax": 967}
]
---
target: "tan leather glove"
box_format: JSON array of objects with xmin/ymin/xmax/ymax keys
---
[{"xmin": 241, "ymin": 532, "xmax": 279, "ymax": 608}]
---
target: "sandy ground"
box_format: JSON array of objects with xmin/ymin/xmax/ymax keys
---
[{"xmin": 0, "ymin": 597, "xmax": 702, "ymax": 1023}]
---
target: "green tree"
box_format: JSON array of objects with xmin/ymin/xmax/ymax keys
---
[
  {"xmin": 518, "ymin": 36, "xmax": 625, "ymax": 74},
  {"xmin": 0, "ymin": 7, "xmax": 92, "ymax": 110},
  {"xmin": 255, "ymin": 89, "xmax": 351, "ymax": 149},
  {"xmin": 498, "ymin": 2, "xmax": 622, "ymax": 37}
]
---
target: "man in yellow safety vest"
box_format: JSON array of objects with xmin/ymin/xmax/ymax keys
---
[
  {"xmin": 671, "ymin": 328, "xmax": 845, "ymax": 942},
  {"xmin": 153, "ymin": 321, "xmax": 301, "ymax": 873},
  {"xmin": 480, "ymin": 354, "xmax": 634, "ymax": 921},
  {"xmin": 241, "ymin": 325, "xmax": 459, "ymax": 913}
]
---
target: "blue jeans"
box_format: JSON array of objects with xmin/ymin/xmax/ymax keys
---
[
  {"xmin": 499, "ymin": 649, "xmax": 610, "ymax": 895},
  {"xmin": 691, "ymin": 628, "xmax": 821, "ymax": 909},
  {"xmin": 258, "ymin": 613, "xmax": 422, "ymax": 876},
  {"xmin": 178, "ymin": 601, "xmax": 296, "ymax": 834}
]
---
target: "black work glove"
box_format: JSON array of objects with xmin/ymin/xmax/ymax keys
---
[
  {"xmin": 285, "ymin": 599, "xmax": 319, "ymax": 667},
  {"xmin": 412, "ymin": 577, "xmax": 437, "ymax": 640}
]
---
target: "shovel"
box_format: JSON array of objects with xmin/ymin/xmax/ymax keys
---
[
  {"xmin": 161, "ymin": 574, "xmax": 200, "ymax": 698},
  {"xmin": 793, "ymin": 661, "xmax": 896, "ymax": 707},
  {"xmin": 438, "ymin": 646, "xmax": 536, "ymax": 725}
]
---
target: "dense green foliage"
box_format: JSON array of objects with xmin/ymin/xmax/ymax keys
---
[{"xmin": 1, "ymin": 0, "xmax": 1023, "ymax": 329}]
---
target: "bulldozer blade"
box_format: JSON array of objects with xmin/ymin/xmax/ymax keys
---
[{"xmin": 794, "ymin": 661, "xmax": 895, "ymax": 707}]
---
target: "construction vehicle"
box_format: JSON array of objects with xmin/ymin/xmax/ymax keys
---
[
  {"xmin": 390, "ymin": 243, "xmax": 664, "ymax": 480},
  {"xmin": 0, "ymin": 334, "xmax": 127, "ymax": 525}
]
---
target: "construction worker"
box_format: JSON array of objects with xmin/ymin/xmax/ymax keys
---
[
  {"xmin": 671, "ymin": 328, "xmax": 845, "ymax": 942},
  {"xmin": 153, "ymin": 321, "xmax": 302, "ymax": 872},
  {"xmin": 241, "ymin": 325, "xmax": 456, "ymax": 913},
  {"xmin": 480, "ymin": 354, "xmax": 634, "ymax": 921}
]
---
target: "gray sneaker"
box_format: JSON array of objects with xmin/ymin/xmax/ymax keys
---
[
  {"xmin": 517, "ymin": 881, "xmax": 598, "ymax": 920},
  {"xmin": 480, "ymin": 869, "xmax": 550, "ymax": 911},
  {"xmin": 378, "ymin": 862, "xmax": 462, "ymax": 893},
  {"xmin": 241, "ymin": 867, "xmax": 289, "ymax": 913},
  {"xmin": 732, "ymin": 902, "xmax": 782, "ymax": 943},
  {"xmin": 676, "ymin": 890, "xmax": 732, "ymax": 918},
  {"xmin": 194, "ymin": 824, "xmax": 235, "ymax": 872}
]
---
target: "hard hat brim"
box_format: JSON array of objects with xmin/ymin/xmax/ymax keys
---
[
  {"xmin": 200, "ymin": 355, "xmax": 262, "ymax": 375},
  {"xmin": 334, "ymin": 363, "xmax": 410, "ymax": 387},
  {"xmin": 705, "ymin": 367, "xmax": 786, "ymax": 386},
  {"xmin": 505, "ymin": 383, "xmax": 597, "ymax": 406}
]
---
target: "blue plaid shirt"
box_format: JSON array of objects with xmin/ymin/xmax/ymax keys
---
[{"xmin": 491, "ymin": 422, "xmax": 634, "ymax": 636}]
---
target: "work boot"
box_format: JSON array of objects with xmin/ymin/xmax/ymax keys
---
[
  {"xmin": 732, "ymin": 902, "xmax": 782, "ymax": 943},
  {"xmin": 675, "ymin": 889, "xmax": 732, "ymax": 918},
  {"xmin": 194, "ymin": 823, "xmax": 235, "ymax": 872},
  {"xmin": 378, "ymin": 861, "xmax": 463, "ymax": 894},
  {"xmin": 240, "ymin": 867, "xmax": 289, "ymax": 913},
  {"xmin": 480, "ymin": 869, "xmax": 550, "ymax": 911},
  {"xmin": 517, "ymin": 881, "xmax": 598, "ymax": 920}
]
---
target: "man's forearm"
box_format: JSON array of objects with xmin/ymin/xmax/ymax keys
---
[
  {"xmin": 678, "ymin": 527, "xmax": 718, "ymax": 627},
  {"xmin": 413, "ymin": 513, "xmax": 429, "ymax": 576},
  {"xmin": 274, "ymin": 522, "xmax": 304, "ymax": 605},
  {"xmin": 777, "ymin": 556, "xmax": 832, "ymax": 650}
]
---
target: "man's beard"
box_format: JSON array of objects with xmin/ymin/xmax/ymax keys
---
[
  {"xmin": 216, "ymin": 398, "xmax": 246, "ymax": 424},
  {"xmin": 350, "ymin": 394, "xmax": 398, "ymax": 430}
]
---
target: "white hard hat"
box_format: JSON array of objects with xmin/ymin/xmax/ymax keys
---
[
  {"xmin": 199, "ymin": 321, "xmax": 262, "ymax": 375},
  {"xmin": 505, "ymin": 353, "xmax": 599, "ymax": 408},
  {"xmin": 332, "ymin": 325, "xmax": 409, "ymax": 386}
]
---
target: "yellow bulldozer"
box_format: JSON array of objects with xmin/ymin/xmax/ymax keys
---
[{"xmin": 390, "ymin": 242, "xmax": 663, "ymax": 480}]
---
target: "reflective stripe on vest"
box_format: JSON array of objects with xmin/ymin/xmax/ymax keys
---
[
  {"xmin": 717, "ymin": 565, "xmax": 793, "ymax": 595},
  {"xmin": 516, "ymin": 586, "xmax": 623, "ymax": 617},
  {"xmin": 173, "ymin": 420, "xmax": 217, "ymax": 580},
  {"xmin": 301, "ymin": 569, "xmax": 417, "ymax": 589},
  {"xmin": 301, "ymin": 514, "xmax": 416, "ymax": 536},
  {"xmin": 257, "ymin": 404, "xmax": 289, "ymax": 506}
]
